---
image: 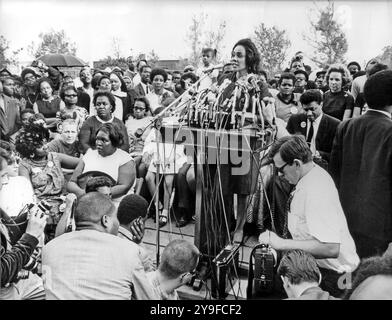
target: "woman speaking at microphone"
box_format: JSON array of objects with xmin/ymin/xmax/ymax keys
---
[{"xmin": 215, "ymin": 38, "xmax": 274, "ymax": 244}]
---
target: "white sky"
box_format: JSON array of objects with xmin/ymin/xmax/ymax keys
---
[{"xmin": 1, "ymin": 0, "xmax": 391, "ymax": 69}]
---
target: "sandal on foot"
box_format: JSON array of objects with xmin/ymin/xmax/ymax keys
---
[{"xmin": 158, "ymin": 215, "xmax": 168, "ymax": 228}]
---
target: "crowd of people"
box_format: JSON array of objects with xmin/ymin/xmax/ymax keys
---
[{"xmin": 1, "ymin": 38, "xmax": 392, "ymax": 300}]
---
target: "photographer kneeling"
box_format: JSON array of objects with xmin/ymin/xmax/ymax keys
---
[
  {"xmin": 258, "ymin": 136, "xmax": 359, "ymax": 297},
  {"xmin": 1, "ymin": 156, "xmax": 47, "ymax": 300}
]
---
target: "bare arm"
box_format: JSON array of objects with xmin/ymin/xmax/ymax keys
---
[
  {"xmin": 66, "ymin": 160, "xmax": 85, "ymax": 197},
  {"xmin": 57, "ymin": 153, "xmax": 81, "ymax": 169},
  {"xmin": 352, "ymin": 107, "xmax": 361, "ymax": 118},
  {"xmin": 111, "ymin": 160, "xmax": 136, "ymax": 199},
  {"xmin": 277, "ymin": 238, "xmax": 339, "ymax": 259},
  {"xmin": 78, "ymin": 120, "xmax": 93, "ymax": 154},
  {"xmin": 342, "ymin": 109, "xmax": 352, "ymax": 121},
  {"xmin": 259, "ymin": 231, "xmax": 340, "ymax": 259},
  {"xmin": 18, "ymin": 164, "xmax": 30, "ymax": 181}
]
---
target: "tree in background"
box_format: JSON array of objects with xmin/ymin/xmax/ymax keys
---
[
  {"xmin": 147, "ymin": 50, "xmax": 160, "ymax": 68},
  {"xmin": 186, "ymin": 13, "xmax": 226, "ymax": 66},
  {"xmin": 0, "ymin": 35, "xmax": 23, "ymax": 68},
  {"xmin": 377, "ymin": 45, "xmax": 392, "ymax": 68},
  {"xmin": 28, "ymin": 29, "xmax": 77, "ymax": 58},
  {"xmin": 253, "ymin": 23, "xmax": 291, "ymax": 77},
  {"xmin": 303, "ymin": 0, "xmax": 348, "ymax": 68}
]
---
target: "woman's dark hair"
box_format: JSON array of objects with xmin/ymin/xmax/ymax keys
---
[
  {"xmin": 93, "ymin": 90, "xmax": 116, "ymax": 113},
  {"xmin": 21, "ymin": 68, "xmax": 37, "ymax": 81},
  {"xmin": 60, "ymin": 85, "xmax": 78, "ymax": 100},
  {"xmin": 150, "ymin": 68, "xmax": 168, "ymax": 83},
  {"xmin": 325, "ymin": 64, "xmax": 351, "ymax": 87},
  {"xmin": 15, "ymin": 121, "xmax": 50, "ymax": 159},
  {"xmin": 232, "ymin": 38, "xmax": 260, "ymax": 74},
  {"xmin": 97, "ymin": 75, "xmax": 111, "ymax": 88},
  {"xmin": 36, "ymin": 77, "xmax": 54, "ymax": 97},
  {"xmin": 109, "ymin": 72, "xmax": 127, "ymax": 92},
  {"xmin": 95, "ymin": 123, "xmax": 124, "ymax": 148},
  {"xmin": 180, "ymin": 72, "xmax": 198, "ymax": 90}
]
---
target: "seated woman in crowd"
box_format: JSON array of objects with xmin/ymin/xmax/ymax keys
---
[
  {"xmin": 95, "ymin": 75, "xmax": 124, "ymax": 121},
  {"xmin": 0, "ymin": 144, "xmax": 35, "ymax": 218},
  {"xmin": 32, "ymin": 78, "xmax": 64, "ymax": 131},
  {"xmin": 322, "ymin": 65, "xmax": 355, "ymax": 121},
  {"xmin": 146, "ymin": 68, "xmax": 174, "ymax": 114},
  {"xmin": 67, "ymin": 122, "xmax": 136, "ymax": 205},
  {"xmin": 78, "ymin": 91, "xmax": 129, "ymax": 153},
  {"xmin": 110, "ymin": 72, "xmax": 134, "ymax": 122},
  {"xmin": 58, "ymin": 85, "xmax": 88, "ymax": 130},
  {"xmin": 143, "ymin": 107, "xmax": 187, "ymax": 227},
  {"xmin": 125, "ymin": 96, "xmax": 153, "ymax": 192},
  {"xmin": 15, "ymin": 120, "xmax": 80, "ymax": 241}
]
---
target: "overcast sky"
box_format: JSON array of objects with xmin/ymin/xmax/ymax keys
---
[{"xmin": 1, "ymin": 0, "xmax": 391, "ymax": 69}]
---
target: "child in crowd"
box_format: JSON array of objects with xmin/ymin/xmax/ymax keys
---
[
  {"xmin": 143, "ymin": 106, "xmax": 187, "ymax": 227},
  {"xmin": 125, "ymin": 97, "xmax": 153, "ymax": 193}
]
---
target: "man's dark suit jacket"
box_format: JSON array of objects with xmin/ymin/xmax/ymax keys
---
[
  {"xmin": 77, "ymin": 88, "xmax": 91, "ymax": 112},
  {"xmin": 131, "ymin": 83, "xmax": 152, "ymax": 97},
  {"xmin": 286, "ymin": 113, "xmax": 340, "ymax": 162},
  {"xmin": 0, "ymin": 94, "xmax": 20, "ymax": 140},
  {"xmin": 329, "ymin": 110, "xmax": 392, "ymax": 256}
]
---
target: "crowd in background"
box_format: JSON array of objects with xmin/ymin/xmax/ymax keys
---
[{"xmin": 1, "ymin": 41, "xmax": 392, "ymax": 300}]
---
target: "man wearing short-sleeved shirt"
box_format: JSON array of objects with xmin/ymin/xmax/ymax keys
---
[{"xmin": 259, "ymin": 135, "xmax": 359, "ymax": 297}]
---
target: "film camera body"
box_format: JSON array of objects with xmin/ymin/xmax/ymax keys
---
[
  {"xmin": 247, "ymin": 243, "xmax": 277, "ymax": 298},
  {"xmin": 2, "ymin": 200, "xmax": 52, "ymax": 285}
]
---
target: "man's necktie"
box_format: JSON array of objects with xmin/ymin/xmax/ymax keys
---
[
  {"xmin": 306, "ymin": 119, "xmax": 314, "ymax": 145},
  {"xmin": 146, "ymin": 85, "xmax": 149, "ymax": 94},
  {"xmin": 282, "ymin": 188, "xmax": 295, "ymax": 239}
]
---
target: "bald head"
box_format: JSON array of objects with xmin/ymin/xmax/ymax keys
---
[{"xmin": 75, "ymin": 192, "xmax": 118, "ymax": 234}]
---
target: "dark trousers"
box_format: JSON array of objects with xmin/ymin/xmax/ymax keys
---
[{"xmin": 176, "ymin": 163, "xmax": 192, "ymax": 211}]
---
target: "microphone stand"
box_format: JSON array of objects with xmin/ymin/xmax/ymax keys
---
[
  {"xmin": 148, "ymin": 70, "xmax": 217, "ymax": 266},
  {"xmin": 154, "ymin": 117, "xmax": 162, "ymax": 266},
  {"xmin": 136, "ymin": 71, "xmax": 215, "ymax": 137}
]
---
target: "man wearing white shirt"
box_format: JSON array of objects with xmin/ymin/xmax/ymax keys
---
[{"xmin": 259, "ymin": 135, "xmax": 359, "ymax": 297}]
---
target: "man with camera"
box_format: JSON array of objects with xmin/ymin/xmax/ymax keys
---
[
  {"xmin": 1, "ymin": 155, "xmax": 47, "ymax": 300},
  {"xmin": 42, "ymin": 192, "xmax": 156, "ymax": 300},
  {"xmin": 258, "ymin": 135, "xmax": 359, "ymax": 298}
]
